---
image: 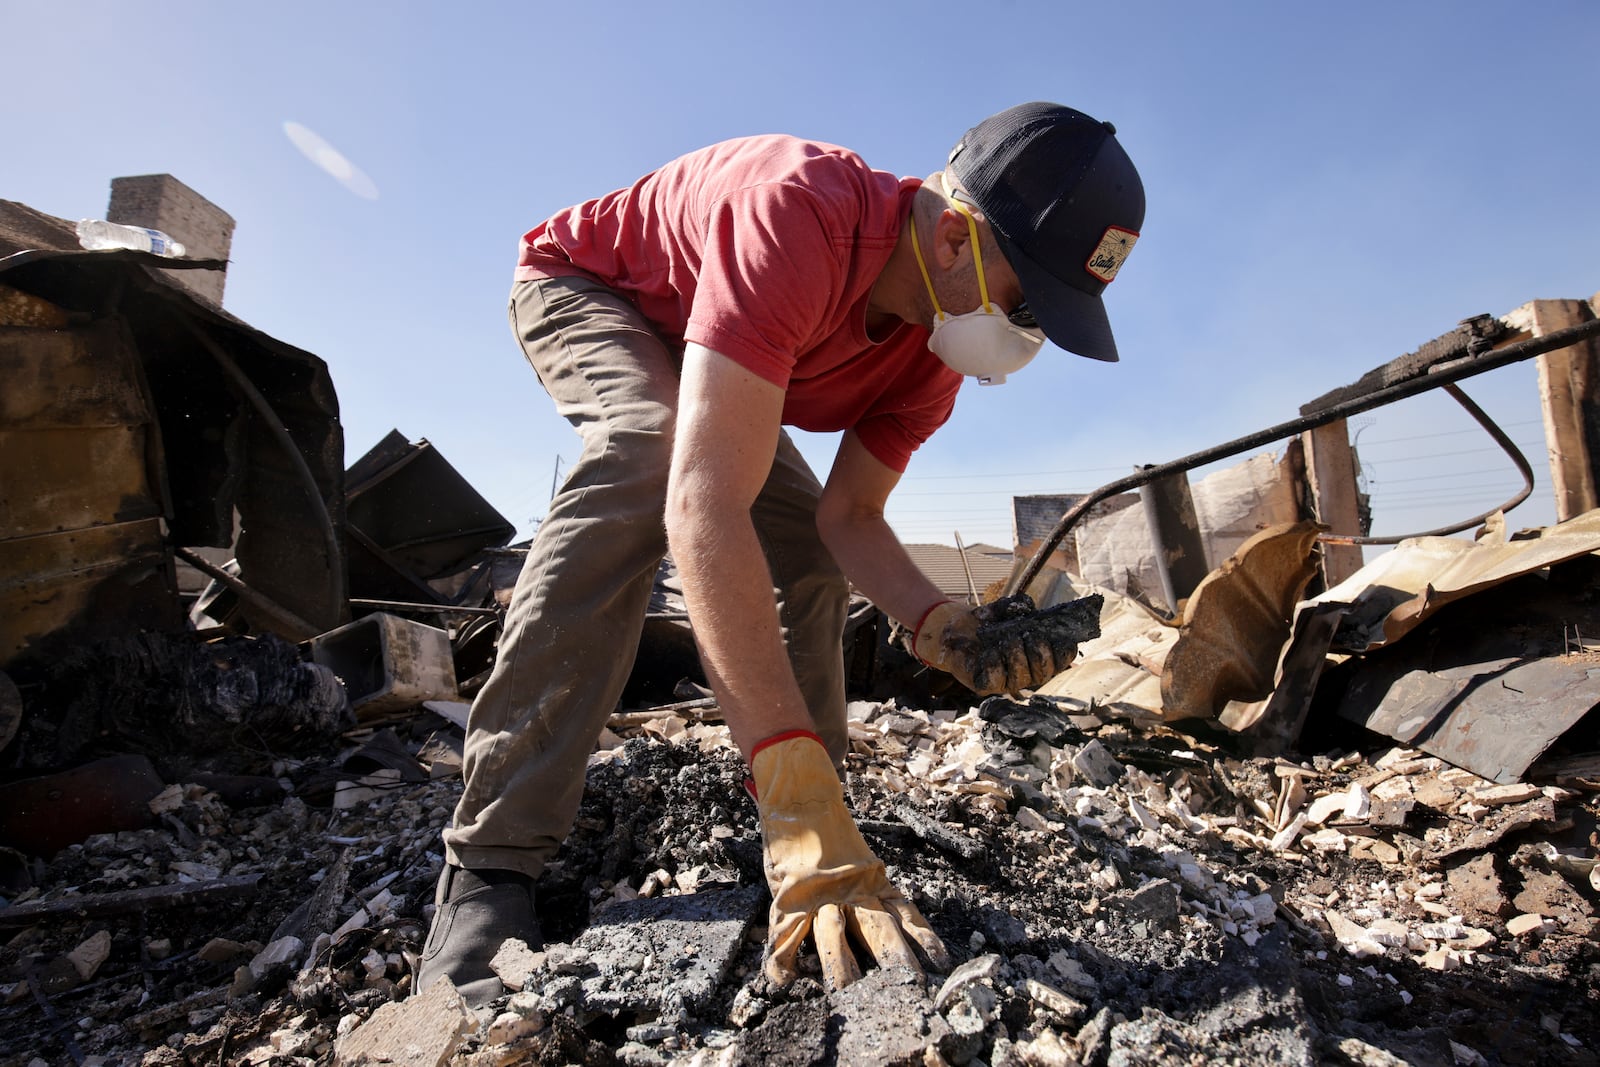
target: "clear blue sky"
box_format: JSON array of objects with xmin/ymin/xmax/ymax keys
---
[{"xmin": 8, "ymin": 1, "xmax": 1598, "ymax": 556}]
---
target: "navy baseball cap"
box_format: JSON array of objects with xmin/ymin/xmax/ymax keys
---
[{"xmin": 947, "ymin": 102, "xmax": 1145, "ymax": 362}]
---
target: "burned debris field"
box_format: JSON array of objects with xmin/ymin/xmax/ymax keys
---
[{"xmin": 2, "ymin": 669, "xmax": 1597, "ymax": 1066}]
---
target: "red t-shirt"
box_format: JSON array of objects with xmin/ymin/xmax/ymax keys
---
[{"xmin": 516, "ymin": 135, "xmax": 960, "ymax": 472}]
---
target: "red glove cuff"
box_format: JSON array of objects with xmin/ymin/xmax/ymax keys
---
[
  {"xmin": 911, "ymin": 600, "xmax": 954, "ymax": 667},
  {"xmin": 746, "ymin": 729, "xmax": 827, "ymax": 802},
  {"xmin": 749, "ymin": 729, "xmax": 825, "ymax": 765}
]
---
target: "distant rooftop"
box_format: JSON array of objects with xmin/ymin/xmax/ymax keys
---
[{"xmin": 904, "ymin": 543, "xmax": 1014, "ymax": 603}]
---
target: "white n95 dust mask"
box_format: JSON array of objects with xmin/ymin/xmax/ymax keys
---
[{"xmin": 910, "ymin": 183, "xmax": 1045, "ymax": 385}]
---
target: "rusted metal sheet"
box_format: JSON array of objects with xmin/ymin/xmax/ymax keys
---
[
  {"xmin": 0, "ymin": 311, "xmax": 183, "ymax": 668},
  {"xmin": 1137, "ymin": 466, "xmax": 1209, "ymax": 611},
  {"xmin": 1347, "ymin": 659, "xmax": 1600, "ymax": 784},
  {"xmin": 1336, "ymin": 568, "xmax": 1600, "ymax": 783},
  {"xmin": 344, "ymin": 430, "xmax": 515, "ymax": 603},
  {"xmin": 0, "ymin": 520, "xmax": 174, "ymax": 667}
]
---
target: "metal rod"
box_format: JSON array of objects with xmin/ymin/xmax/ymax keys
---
[
  {"xmin": 1319, "ymin": 383, "xmax": 1534, "ymax": 545},
  {"xmin": 953, "ymin": 531, "xmax": 980, "ymax": 603},
  {"xmin": 176, "ymin": 547, "xmax": 320, "ymax": 639},
  {"xmin": 349, "ymin": 598, "xmax": 500, "ymax": 617},
  {"xmin": 1005, "ymin": 316, "xmax": 1600, "ymax": 597}
]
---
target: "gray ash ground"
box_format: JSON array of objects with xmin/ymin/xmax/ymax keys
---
[{"xmin": 2, "ymin": 706, "xmax": 1598, "ymax": 1066}]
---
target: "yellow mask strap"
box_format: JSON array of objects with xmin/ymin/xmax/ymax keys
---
[
  {"xmin": 908, "ymin": 215, "xmax": 944, "ymax": 320},
  {"xmin": 940, "ymin": 172, "xmax": 994, "ymax": 312}
]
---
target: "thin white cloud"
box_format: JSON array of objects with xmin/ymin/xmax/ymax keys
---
[{"xmin": 283, "ymin": 121, "xmax": 379, "ymax": 200}]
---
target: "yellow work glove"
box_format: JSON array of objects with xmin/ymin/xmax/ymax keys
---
[
  {"xmin": 750, "ymin": 730, "xmax": 950, "ymax": 990},
  {"xmin": 912, "ymin": 598, "xmax": 1076, "ymax": 696}
]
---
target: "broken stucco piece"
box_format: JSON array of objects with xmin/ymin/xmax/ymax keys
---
[
  {"xmin": 830, "ymin": 965, "xmax": 953, "ymax": 1067},
  {"xmin": 551, "ymin": 885, "xmax": 763, "ymax": 1016},
  {"xmin": 1069, "ymin": 739, "xmax": 1125, "ymax": 788},
  {"xmin": 1338, "ymin": 587, "xmax": 1600, "ymax": 784},
  {"xmin": 333, "ymin": 975, "xmax": 476, "ymax": 1066},
  {"xmin": 1506, "ymin": 913, "xmax": 1552, "ymax": 937},
  {"xmin": 489, "ymin": 937, "xmax": 543, "ymax": 995},
  {"xmin": 248, "ymin": 936, "xmax": 304, "ymax": 983},
  {"xmin": 67, "ymin": 930, "xmax": 111, "ymax": 981},
  {"xmin": 933, "ymin": 952, "xmax": 1003, "ymax": 1011}
]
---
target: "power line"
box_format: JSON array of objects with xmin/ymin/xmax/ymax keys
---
[
  {"xmin": 1358, "ymin": 439, "xmax": 1546, "ymax": 465},
  {"xmin": 901, "ymin": 464, "xmax": 1131, "ymax": 482},
  {"xmin": 1356, "ymin": 418, "xmax": 1543, "ymax": 447}
]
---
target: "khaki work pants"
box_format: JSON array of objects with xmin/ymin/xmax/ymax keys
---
[{"xmin": 443, "ymin": 276, "xmax": 850, "ymax": 878}]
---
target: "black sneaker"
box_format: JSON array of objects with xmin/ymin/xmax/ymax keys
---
[{"xmin": 416, "ymin": 865, "xmax": 542, "ymax": 1006}]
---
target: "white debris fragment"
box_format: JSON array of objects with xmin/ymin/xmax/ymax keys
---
[
  {"xmin": 1090, "ymin": 867, "xmax": 1120, "ymax": 892},
  {"xmin": 1301, "ymin": 828, "xmax": 1348, "ymax": 853},
  {"xmin": 1342, "ymin": 783, "xmax": 1371, "ymax": 820},
  {"xmin": 1126, "ymin": 796, "xmax": 1161, "ymax": 832},
  {"xmin": 148, "ymin": 784, "xmax": 185, "ymax": 815},
  {"xmin": 1242, "ymin": 893, "xmax": 1277, "ymax": 926},
  {"xmin": 1505, "ymin": 913, "xmax": 1550, "ymax": 937},
  {"xmin": 331, "ymin": 906, "xmax": 370, "ymax": 942},
  {"xmin": 1069, "ymin": 740, "xmax": 1125, "ymax": 788},
  {"xmin": 1014, "ymin": 806, "xmax": 1057, "ymax": 833},
  {"xmin": 1417, "ymin": 922, "xmax": 1467, "ymax": 942},
  {"xmin": 1047, "ymin": 952, "xmax": 1097, "ymax": 993},
  {"xmin": 1304, "ymin": 793, "xmax": 1347, "ymax": 826},
  {"xmin": 1269, "ymin": 812, "xmax": 1307, "ymax": 852},
  {"xmin": 169, "ymin": 860, "xmax": 222, "ymax": 882},
  {"xmin": 1177, "ymin": 862, "xmax": 1213, "ymax": 892},
  {"xmin": 1472, "ymin": 783, "xmax": 1540, "ymax": 806},
  {"xmin": 1324, "ymin": 911, "xmax": 1386, "ymax": 958},
  {"xmin": 1022, "ymin": 977, "xmax": 1087, "ymax": 1020},
  {"xmin": 934, "ymin": 954, "xmax": 1003, "ymax": 1012},
  {"xmin": 1366, "ymin": 919, "xmax": 1409, "ymax": 948},
  {"xmin": 486, "ymin": 1007, "xmax": 547, "ymax": 1044},
  {"xmin": 1166, "ymin": 795, "xmax": 1209, "ymax": 834},
  {"xmin": 249, "ymin": 936, "xmax": 304, "ymax": 981},
  {"xmin": 68, "ymin": 930, "xmax": 112, "ymax": 981},
  {"xmin": 1422, "ymin": 947, "xmax": 1461, "ymax": 971}
]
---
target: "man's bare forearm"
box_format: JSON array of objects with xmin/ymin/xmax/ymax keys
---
[
  {"xmin": 819, "ymin": 509, "xmax": 947, "ymax": 628},
  {"xmin": 817, "ymin": 432, "xmax": 949, "ymax": 630},
  {"xmin": 666, "ymin": 501, "xmax": 814, "ymax": 758}
]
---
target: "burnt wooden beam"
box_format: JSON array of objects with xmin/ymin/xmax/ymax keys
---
[
  {"xmin": 0, "ymin": 874, "xmax": 260, "ymax": 928},
  {"xmin": 1301, "ymin": 419, "xmax": 1365, "ymax": 586},
  {"xmin": 1507, "ymin": 298, "xmax": 1600, "ymax": 521}
]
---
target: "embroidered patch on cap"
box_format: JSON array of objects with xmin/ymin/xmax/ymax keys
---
[{"xmin": 1085, "ymin": 226, "xmax": 1139, "ymax": 283}]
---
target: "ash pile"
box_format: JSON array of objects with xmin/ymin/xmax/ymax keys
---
[{"xmin": 3, "ymin": 680, "xmax": 1597, "ymax": 1067}]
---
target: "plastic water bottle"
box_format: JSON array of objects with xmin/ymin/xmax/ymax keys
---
[{"xmin": 75, "ymin": 218, "xmax": 187, "ymax": 258}]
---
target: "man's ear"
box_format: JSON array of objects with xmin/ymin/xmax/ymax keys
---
[{"xmin": 932, "ymin": 204, "xmax": 974, "ymax": 270}]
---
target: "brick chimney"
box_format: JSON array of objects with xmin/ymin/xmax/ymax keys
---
[{"xmin": 107, "ymin": 174, "xmax": 234, "ymax": 307}]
